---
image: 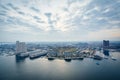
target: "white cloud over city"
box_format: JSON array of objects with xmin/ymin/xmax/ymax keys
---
[{"xmin": 0, "ymin": 0, "xmax": 120, "ymax": 42}]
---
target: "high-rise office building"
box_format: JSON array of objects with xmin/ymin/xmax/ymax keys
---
[
  {"xmin": 16, "ymin": 41, "xmax": 27, "ymax": 54},
  {"xmin": 103, "ymin": 40, "xmax": 109, "ymax": 49}
]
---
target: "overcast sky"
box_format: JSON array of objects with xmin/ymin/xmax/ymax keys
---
[{"xmin": 0, "ymin": 0, "xmax": 120, "ymax": 42}]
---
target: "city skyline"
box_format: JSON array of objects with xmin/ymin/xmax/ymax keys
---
[{"xmin": 0, "ymin": 0, "xmax": 120, "ymax": 42}]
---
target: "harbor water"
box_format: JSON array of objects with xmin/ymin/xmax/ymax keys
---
[{"xmin": 0, "ymin": 52, "xmax": 120, "ymax": 80}]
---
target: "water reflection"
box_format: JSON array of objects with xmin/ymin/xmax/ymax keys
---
[
  {"xmin": 0, "ymin": 51, "xmax": 120, "ymax": 80},
  {"xmin": 15, "ymin": 55, "xmax": 26, "ymax": 63},
  {"xmin": 103, "ymin": 50, "xmax": 109, "ymax": 56}
]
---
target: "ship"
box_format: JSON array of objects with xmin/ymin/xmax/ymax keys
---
[
  {"xmin": 93, "ymin": 55, "xmax": 102, "ymax": 60},
  {"xmin": 48, "ymin": 57, "xmax": 55, "ymax": 60},
  {"xmin": 29, "ymin": 52, "xmax": 47, "ymax": 59},
  {"xmin": 93, "ymin": 51, "xmax": 103, "ymax": 60},
  {"xmin": 64, "ymin": 57, "xmax": 71, "ymax": 62},
  {"xmin": 16, "ymin": 52, "xmax": 29, "ymax": 58}
]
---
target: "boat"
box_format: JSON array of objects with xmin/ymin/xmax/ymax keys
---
[
  {"xmin": 93, "ymin": 51, "xmax": 103, "ymax": 60},
  {"xmin": 29, "ymin": 53, "xmax": 47, "ymax": 59},
  {"xmin": 111, "ymin": 57, "xmax": 117, "ymax": 61},
  {"xmin": 16, "ymin": 53, "xmax": 29, "ymax": 58},
  {"xmin": 48, "ymin": 57, "xmax": 54, "ymax": 60},
  {"xmin": 64, "ymin": 58, "xmax": 71, "ymax": 62},
  {"xmin": 104, "ymin": 56, "xmax": 108, "ymax": 59},
  {"xmin": 96, "ymin": 62, "xmax": 100, "ymax": 65},
  {"xmin": 93, "ymin": 55, "xmax": 103, "ymax": 60},
  {"xmin": 78, "ymin": 57, "xmax": 84, "ymax": 60}
]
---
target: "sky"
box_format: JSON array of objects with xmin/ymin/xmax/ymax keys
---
[{"xmin": 0, "ymin": 0, "xmax": 120, "ymax": 42}]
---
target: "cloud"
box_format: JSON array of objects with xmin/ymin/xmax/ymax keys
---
[
  {"xmin": 7, "ymin": 3, "xmax": 19, "ymax": 10},
  {"xmin": 17, "ymin": 11, "xmax": 25, "ymax": 15},
  {"xmin": 5, "ymin": 25, "xmax": 31, "ymax": 33},
  {"xmin": 30, "ymin": 7, "xmax": 40, "ymax": 12},
  {"xmin": 33, "ymin": 16, "xmax": 41, "ymax": 20},
  {"xmin": 0, "ymin": 0, "xmax": 120, "ymax": 41},
  {"xmin": 44, "ymin": 13, "xmax": 52, "ymax": 18},
  {"xmin": 37, "ymin": 20, "xmax": 45, "ymax": 23},
  {"xmin": 0, "ymin": 12, "xmax": 7, "ymax": 16},
  {"xmin": 0, "ymin": 4, "xmax": 9, "ymax": 10},
  {"xmin": 44, "ymin": 12, "xmax": 57, "ymax": 30}
]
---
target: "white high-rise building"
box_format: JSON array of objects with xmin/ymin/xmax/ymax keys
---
[{"xmin": 16, "ymin": 41, "xmax": 27, "ymax": 54}]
